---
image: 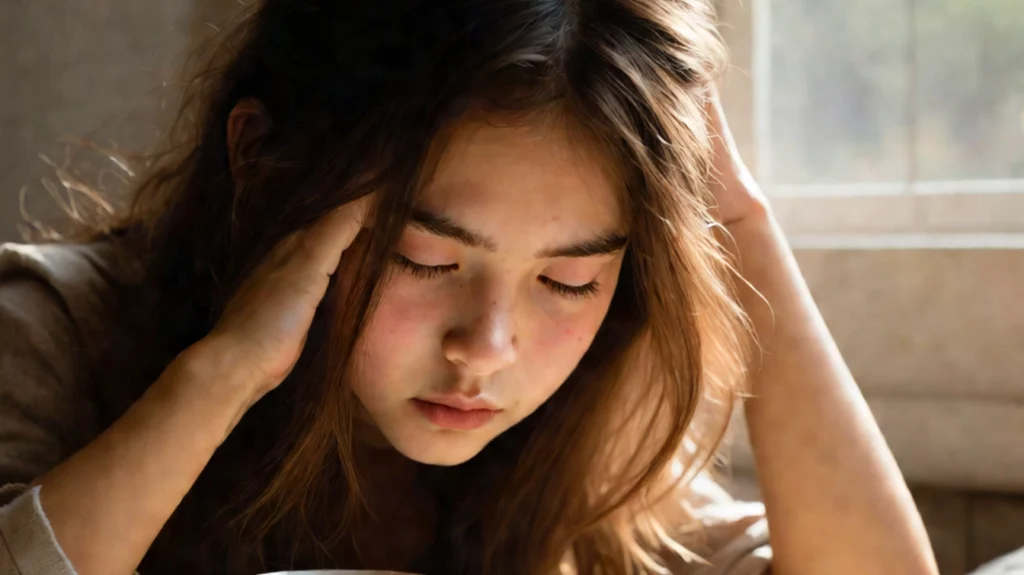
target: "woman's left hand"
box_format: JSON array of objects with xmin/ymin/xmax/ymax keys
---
[
  {"xmin": 705, "ymin": 92, "xmax": 769, "ymax": 227},
  {"xmin": 712, "ymin": 88, "xmax": 940, "ymax": 574}
]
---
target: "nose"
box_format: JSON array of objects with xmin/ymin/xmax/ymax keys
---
[{"xmin": 442, "ymin": 298, "xmax": 518, "ymax": 377}]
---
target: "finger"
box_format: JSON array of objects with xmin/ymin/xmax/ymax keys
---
[
  {"xmin": 296, "ymin": 195, "xmax": 372, "ymax": 277},
  {"xmin": 705, "ymin": 94, "xmax": 731, "ymax": 159},
  {"xmin": 707, "ymin": 92, "xmax": 747, "ymax": 169}
]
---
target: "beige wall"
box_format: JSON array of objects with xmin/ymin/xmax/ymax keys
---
[
  {"xmin": 0, "ymin": 1, "xmax": 241, "ymax": 243},
  {"xmin": 795, "ymin": 248, "xmax": 1023, "ymax": 488},
  {"xmin": 729, "ymin": 247, "xmax": 1024, "ymax": 491},
  {"xmin": 730, "ymin": 247, "xmax": 1024, "ymax": 573},
  {"xmin": 798, "ymin": 248, "xmax": 1023, "ymax": 400}
]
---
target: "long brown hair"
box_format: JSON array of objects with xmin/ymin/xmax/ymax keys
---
[{"xmin": 78, "ymin": 0, "xmax": 748, "ymax": 572}]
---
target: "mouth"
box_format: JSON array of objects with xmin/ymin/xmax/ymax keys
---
[{"xmin": 411, "ymin": 398, "xmax": 501, "ymax": 431}]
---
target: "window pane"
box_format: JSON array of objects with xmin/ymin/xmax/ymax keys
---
[
  {"xmin": 769, "ymin": 0, "xmax": 911, "ymax": 185},
  {"xmin": 915, "ymin": 0, "xmax": 1024, "ymax": 180}
]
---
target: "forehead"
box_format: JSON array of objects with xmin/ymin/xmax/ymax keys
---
[{"xmin": 417, "ymin": 117, "xmax": 625, "ymax": 244}]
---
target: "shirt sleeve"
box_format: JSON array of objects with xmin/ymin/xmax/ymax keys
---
[
  {"xmin": 0, "ymin": 277, "xmax": 100, "ymax": 484},
  {"xmin": 688, "ymin": 505, "xmax": 771, "ymax": 575},
  {"xmin": 671, "ymin": 474, "xmax": 772, "ymax": 575},
  {"xmin": 0, "ymin": 485, "xmax": 76, "ymax": 575},
  {"xmin": 0, "ymin": 277, "xmax": 99, "ymax": 574}
]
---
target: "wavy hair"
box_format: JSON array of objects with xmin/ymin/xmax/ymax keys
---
[{"xmin": 76, "ymin": 0, "xmax": 750, "ymax": 573}]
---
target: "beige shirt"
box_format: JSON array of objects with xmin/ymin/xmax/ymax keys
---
[{"xmin": 0, "ymin": 241, "xmax": 771, "ymax": 575}]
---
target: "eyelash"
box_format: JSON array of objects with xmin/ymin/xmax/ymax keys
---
[
  {"xmin": 392, "ymin": 255, "xmax": 602, "ymax": 300},
  {"xmin": 392, "ymin": 254, "xmax": 457, "ymax": 279},
  {"xmin": 538, "ymin": 276, "xmax": 602, "ymax": 300}
]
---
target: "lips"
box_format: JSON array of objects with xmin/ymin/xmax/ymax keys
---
[
  {"xmin": 418, "ymin": 394, "xmax": 498, "ymax": 412},
  {"xmin": 412, "ymin": 398, "xmax": 500, "ymax": 431}
]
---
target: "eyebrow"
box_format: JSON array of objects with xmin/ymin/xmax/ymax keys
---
[
  {"xmin": 409, "ymin": 207, "xmax": 627, "ymax": 259},
  {"xmin": 410, "ymin": 208, "xmax": 497, "ymax": 251},
  {"xmin": 537, "ymin": 232, "xmax": 628, "ymax": 259}
]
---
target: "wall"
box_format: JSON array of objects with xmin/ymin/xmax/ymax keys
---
[
  {"xmin": 0, "ymin": 0, "xmax": 236, "ymax": 242},
  {"xmin": 729, "ymin": 246, "xmax": 1024, "ymax": 574},
  {"xmin": 731, "ymin": 247, "xmax": 1024, "ymax": 491}
]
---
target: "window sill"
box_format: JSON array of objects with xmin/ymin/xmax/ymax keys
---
[
  {"xmin": 786, "ymin": 233, "xmax": 1024, "ymax": 250},
  {"xmin": 770, "ymin": 188, "xmax": 1024, "ymax": 240}
]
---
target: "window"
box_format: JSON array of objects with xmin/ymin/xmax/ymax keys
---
[{"xmin": 720, "ymin": 0, "xmax": 1024, "ymax": 244}]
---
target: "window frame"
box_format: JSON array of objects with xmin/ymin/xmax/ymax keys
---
[{"xmin": 717, "ymin": 0, "xmax": 1024, "ymax": 244}]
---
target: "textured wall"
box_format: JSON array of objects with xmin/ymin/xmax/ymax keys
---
[
  {"xmin": 0, "ymin": 1, "xmax": 234, "ymax": 242},
  {"xmin": 730, "ymin": 247, "xmax": 1024, "ymax": 574},
  {"xmin": 732, "ymin": 247, "xmax": 1024, "ymax": 489}
]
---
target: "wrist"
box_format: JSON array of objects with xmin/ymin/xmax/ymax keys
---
[
  {"xmin": 169, "ymin": 336, "xmax": 268, "ymax": 412},
  {"xmin": 714, "ymin": 172, "xmax": 772, "ymax": 228},
  {"xmin": 722, "ymin": 193, "xmax": 773, "ymax": 232}
]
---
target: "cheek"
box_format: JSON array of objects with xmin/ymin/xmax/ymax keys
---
[
  {"xmin": 531, "ymin": 274, "xmax": 619, "ymax": 358},
  {"xmin": 351, "ymin": 279, "xmax": 445, "ymax": 390},
  {"xmin": 518, "ymin": 279, "xmax": 620, "ymax": 401},
  {"xmin": 525, "ymin": 307, "xmax": 607, "ymax": 378},
  {"xmin": 537, "ymin": 322, "xmax": 592, "ymax": 352},
  {"xmin": 510, "ymin": 310, "xmax": 604, "ymax": 415},
  {"xmin": 368, "ymin": 293, "xmax": 433, "ymax": 344}
]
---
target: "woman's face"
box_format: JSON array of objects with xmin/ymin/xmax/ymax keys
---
[{"xmin": 347, "ymin": 117, "xmax": 626, "ymax": 465}]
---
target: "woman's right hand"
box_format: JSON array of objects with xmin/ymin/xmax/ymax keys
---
[
  {"xmin": 201, "ymin": 196, "xmax": 371, "ymax": 401},
  {"xmin": 29, "ymin": 199, "xmax": 368, "ymax": 575}
]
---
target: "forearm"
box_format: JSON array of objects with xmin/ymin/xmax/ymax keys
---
[
  {"xmin": 729, "ymin": 209, "xmax": 936, "ymax": 574},
  {"xmin": 33, "ymin": 340, "xmax": 255, "ymax": 575}
]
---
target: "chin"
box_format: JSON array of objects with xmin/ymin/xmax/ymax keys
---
[{"xmin": 385, "ymin": 429, "xmax": 492, "ymax": 466}]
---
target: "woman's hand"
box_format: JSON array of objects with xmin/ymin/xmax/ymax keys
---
[
  {"xmin": 705, "ymin": 93, "xmax": 768, "ymax": 227},
  {"xmin": 710, "ymin": 92, "xmax": 939, "ymax": 573},
  {"xmin": 203, "ymin": 196, "xmax": 371, "ymax": 401},
  {"xmin": 33, "ymin": 197, "xmax": 372, "ymax": 575}
]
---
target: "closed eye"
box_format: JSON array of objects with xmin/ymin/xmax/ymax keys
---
[
  {"xmin": 394, "ymin": 254, "xmax": 600, "ymax": 299},
  {"xmin": 392, "ymin": 254, "xmax": 458, "ymax": 279},
  {"xmin": 538, "ymin": 276, "xmax": 601, "ymax": 300}
]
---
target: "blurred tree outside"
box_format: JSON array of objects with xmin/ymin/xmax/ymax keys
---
[{"xmin": 768, "ymin": 0, "xmax": 1024, "ymax": 185}]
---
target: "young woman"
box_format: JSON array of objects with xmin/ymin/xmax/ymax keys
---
[{"xmin": 0, "ymin": 0, "xmax": 937, "ymax": 574}]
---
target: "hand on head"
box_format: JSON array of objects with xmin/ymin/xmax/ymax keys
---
[
  {"xmin": 705, "ymin": 91, "xmax": 768, "ymax": 226},
  {"xmin": 208, "ymin": 196, "xmax": 372, "ymax": 399}
]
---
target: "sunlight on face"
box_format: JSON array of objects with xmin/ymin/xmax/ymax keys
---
[{"xmin": 349, "ymin": 117, "xmax": 626, "ymax": 465}]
